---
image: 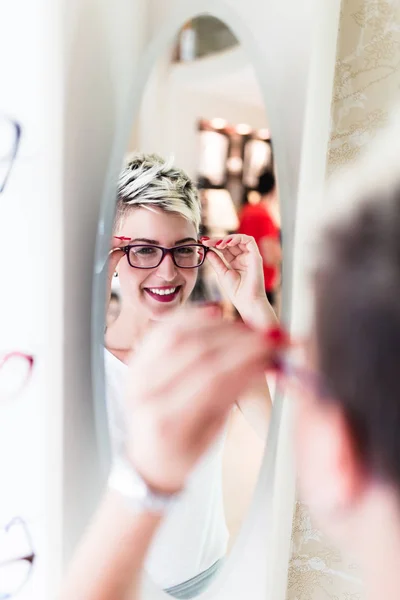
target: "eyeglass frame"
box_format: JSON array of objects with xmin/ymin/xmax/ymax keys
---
[
  {"xmin": 0, "ymin": 352, "xmax": 34, "ymax": 370},
  {"xmin": 0, "ymin": 352, "xmax": 35, "ymax": 401},
  {"xmin": 274, "ymin": 356, "xmax": 329, "ymax": 398},
  {"xmin": 264, "ymin": 327, "xmax": 329, "ymax": 399},
  {"xmin": 0, "ymin": 117, "xmax": 22, "ymax": 194},
  {"xmin": 0, "ymin": 516, "xmax": 36, "ymax": 599},
  {"xmin": 120, "ymin": 243, "xmax": 210, "ymax": 270}
]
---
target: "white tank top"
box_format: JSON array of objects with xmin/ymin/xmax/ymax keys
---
[{"xmin": 104, "ymin": 349, "xmax": 229, "ymax": 589}]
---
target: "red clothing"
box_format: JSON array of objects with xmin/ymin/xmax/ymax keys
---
[{"xmin": 238, "ymin": 203, "xmax": 279, "ymax": 292}]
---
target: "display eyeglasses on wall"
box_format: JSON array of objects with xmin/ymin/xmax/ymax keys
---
[
  {"xmin": 0, "ymin": 353, "xmax": 34, "ymax": 401},
  {"xmin": 0, "ymin": 354, "xmax": 36, "ymax": 598},
  {"xmin": 0, "ymin": 116, "xmax": 22, "ymax": 194},
  {"xmin": 0, "ymin": 517, "xmax": 36, "ymax": 599}
]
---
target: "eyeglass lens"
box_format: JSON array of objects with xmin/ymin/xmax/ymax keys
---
[
  {"xmin": 128, "ymin": 245, "xmax": 206, "ymax": 268},
  {"xmin": 0, "ymin": 117, "xmax": 19, "ymax": 193}
]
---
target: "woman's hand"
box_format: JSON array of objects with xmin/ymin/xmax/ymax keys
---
[
  {"xmin": 107, "ymin": 236, "xmax": 130, "ymax": 300},
  {"xmin": 60, "ymin": 315, "xmax": 285, "ymax": 600},
  {"xmin": 105, "ymin": 236, "xmax": 131, "ymax": 327},
  {"xmin": 124, "ymin": 308, "xmax": 273, "ymax": 495},
  {"xmin": 201, "ymin": 234, "xmax": 276, "ymax": 329}
]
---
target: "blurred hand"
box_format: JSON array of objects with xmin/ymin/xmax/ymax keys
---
[
  {"xmin": 201, "ymin": 234, "xmax": 267, "ymax": 318},
  {"xmin": 124, "ymin": 309, "xmax": 274, "ymax": 494}
]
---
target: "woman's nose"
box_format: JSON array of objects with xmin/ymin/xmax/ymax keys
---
[{"xmin": 155, "ymin": 253, "xmax": 178, "ymax": 281}]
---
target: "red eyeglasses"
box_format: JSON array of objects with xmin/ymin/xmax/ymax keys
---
[
  {"xmin": 265, "ymin": 327, "xmax": 327, "ymax": 397},
  {"xmin": 0, "ymin": 353, "xmax": 34, "ymax": 401}
]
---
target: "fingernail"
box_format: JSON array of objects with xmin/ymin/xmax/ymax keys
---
[
  {"xmin": 264, "ymin": 326, "xmax": 289, "ymax": 346},
  {"xmin": 226, "ymin": 238, "xmax": 233, "ymax": 243},
  {"xmin": 114, "ymin": 236, "xmax": 130, "ymax": 241},
  {"xmin": 200, "ymin": 236, "xmax": 210, "ymax": 242},
  {"xmin": 216, "ymin": 240, "xmax": 223, "ymax": 246}
]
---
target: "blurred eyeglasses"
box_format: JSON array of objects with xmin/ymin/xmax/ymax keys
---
[
  {"xmin": 0, "ymin": 116, "xmax": 21, "ymax": 194},
  {"xmin": 0, "ymin": 353, "xmax": 34, "ymax": 401},
  {"xmin": 265, "ymin": 327, "xmax": 328, "ymax": 397},
  {"xmin": 0, "ymin": 517, "xmax": 35, "ymax": 599},
  {"xmin": 275, "ymin": 353, "xmax": 328, "ymax": 397}
]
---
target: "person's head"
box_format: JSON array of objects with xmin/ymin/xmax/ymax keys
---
[
  {"xmin": 113, "ymin": 153, "xmax": 202, "ymax": 321},
  {"xmin": 295, "ymin": 176, "xmax": 400, "ymax": 557},
  {"xmin": 107, "ymin": 292, "xmax": 121, "ymax": 327},
  {"xmin": 257, "ymin": 169, "xmax": 276, "ymax": 200}
]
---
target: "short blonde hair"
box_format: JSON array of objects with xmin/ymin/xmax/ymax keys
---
[{"xmin": 115, "ymin": 153, "xmax": 201, "ymax": 232}]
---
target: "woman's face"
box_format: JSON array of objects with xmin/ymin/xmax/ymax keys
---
[{"xmin": 114, "ymin": 208, "xmax": 199, "ymax": 321}]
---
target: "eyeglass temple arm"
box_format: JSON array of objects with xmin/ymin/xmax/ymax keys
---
[{"xmin": 0, "ymin": 553, "xmax": 35, "ymax": 568}]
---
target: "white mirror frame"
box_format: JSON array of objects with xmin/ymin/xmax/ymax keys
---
[{"xmin": 55, "ymin": 0, "xmax": 342, "ymax": 599}]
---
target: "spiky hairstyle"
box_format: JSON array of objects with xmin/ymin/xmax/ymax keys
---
[{"xmin": 115, "ymin": 153, "xmax": 201, "ymax": 232}]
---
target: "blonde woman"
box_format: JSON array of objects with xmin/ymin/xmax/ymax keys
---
[
  {"xmin": 64, "ymin": 143, "xmax": 400, "ymax": 600},
  {"xmin": 104, "ymin": 154, "xmax": 276, "ymax": 597}
]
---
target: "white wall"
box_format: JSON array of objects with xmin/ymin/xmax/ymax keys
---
[{"xmin": 0, "ymin": 0, "xmax": 62, "ymax": 597}]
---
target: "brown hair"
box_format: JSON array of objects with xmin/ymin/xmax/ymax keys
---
[{"xmin": 314, "ymin": 182, "xmax": 400, "ymax": 486}]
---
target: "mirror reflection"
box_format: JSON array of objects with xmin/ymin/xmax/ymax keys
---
[{"xmin": 104, "ymin": 16, "xmax": 281, "ymax": 598}]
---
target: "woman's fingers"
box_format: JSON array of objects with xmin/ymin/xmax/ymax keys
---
[
  {"xmin": 106, "ymin": 237, "xmax": 132, "ymax": 304},
  {"xmin": 130, "ymin": 323, "xmax": 246, "ymax": 403},
  {"xmin": 175, "ymin": 333, "xmax": 269, "ymax": 419},
  {"xmin": 127, "ymin": 314, "xmax": 274, "ymax": 407},
  {"xmin": 205, "ymin": 251, "xmax": 242, "ymax": 298},
  {"xmin": 106, "ymin": 248, "xmax": 124, "ymax": 307},
  {"xmin": 201, "ymin": 234, "xmax": 257, "ymax": 251},
  {"xmin": 125, "ymin": 316, "xmax": 288, "ymax": 493},
  {"xmin": 202, "ymin": 234, "xmax": 261, "ymax": 264},
  {"xmin": 201, "ymin": 236, "xmax": 232, "ymax": 253},
  {"xmin": 205, "ymin": 249, "xmax": 231, "ymax": 277},
  {"xmin": 108, "ymin": 247, "xmax": 124, "ymax": 271},
  {"xmin": 126, "ymin": 311, "xmax": 230, "ymax": 397}
]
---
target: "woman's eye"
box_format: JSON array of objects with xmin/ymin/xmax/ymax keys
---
[
  {"xmin": 176, "ymin": 246, "xmax": 195, "ymax": 255},
  {"xmin": 136, "ymin": 247, "xmax": 156, "ymax": 256}
]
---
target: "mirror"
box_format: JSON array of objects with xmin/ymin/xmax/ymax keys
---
[{"xmin": 102, "ymin": 15, "xmax": 282, "ymax": 598}]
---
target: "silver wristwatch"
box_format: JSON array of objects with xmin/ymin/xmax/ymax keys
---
[{"xmin": 108, "ymin": 455, "xmax": 180, "ymax": 514}]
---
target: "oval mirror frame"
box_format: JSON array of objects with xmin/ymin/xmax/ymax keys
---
[{"xmin": 57, "ymin": 0, "xmax": 343, "ymax": 599}]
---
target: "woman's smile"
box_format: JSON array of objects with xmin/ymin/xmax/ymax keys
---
[{"xmin": 143, "ymin": 285, "xmax": 183, "ymax": 304}]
